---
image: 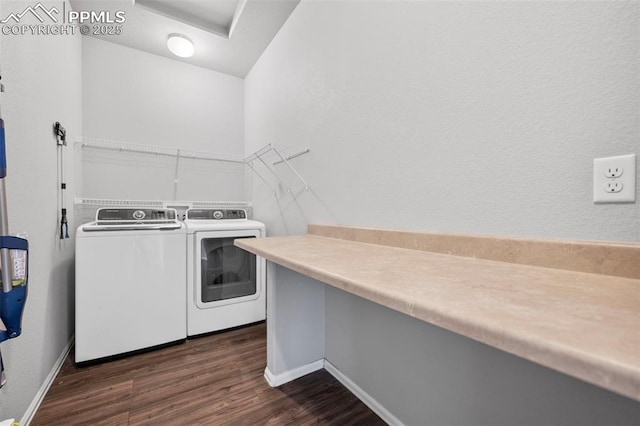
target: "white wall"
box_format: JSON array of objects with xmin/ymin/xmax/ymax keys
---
[
  {"xmin": 245, "ymin": 0, "xmax": 640, "ymax": 423},
  {"xmin": 246, "ymin": 0, "xmax": 639, "ymax": 242},
  {"xmin": 81, "ymin": 37, "xmax": 246, "ymax": 202},
  {"xmin": 83, "ymin": 36, "xmax": 244, "ymax": 154},
  {"xmin": 0, "ymin": 0, "xmax": 81, "ymax": 420}
]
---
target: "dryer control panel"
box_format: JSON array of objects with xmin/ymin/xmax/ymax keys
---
[{"xmin": 186, "ymin": 209, "xmax": 246, "ymax": 220}]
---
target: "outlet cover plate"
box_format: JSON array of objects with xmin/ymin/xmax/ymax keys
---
[{"xmin": 593, "ymin": 154, "xmax": 636, "ymax": 203}]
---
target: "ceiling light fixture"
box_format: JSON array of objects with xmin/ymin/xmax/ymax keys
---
[{"xmin": 167, "ymin": 33, "xmax": 195, "ymax": 58}]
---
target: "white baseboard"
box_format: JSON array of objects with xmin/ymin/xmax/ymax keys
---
[
  {"xmin": 324, "ymin": 359, "xmax": 403, "ymax": 426},
  {"xmin": 20, "ymin": 334, "xmax": 74, "ymax": 426},
  {"xmin": 263, "ymin": 359, "xmax": 324, "ymax": 387}
]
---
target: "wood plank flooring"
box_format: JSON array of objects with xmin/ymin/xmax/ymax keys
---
[{"xmin": 32, "ymin": 323, "xmax": 385, "ymax": 425}]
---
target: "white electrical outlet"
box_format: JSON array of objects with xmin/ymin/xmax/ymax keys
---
[
  {"xmin": 604, "ymin": 166, "xmax": 624, "ymax": 178},
  {"xmin": 593, "ymin": 154, "xmax": 636, "ymax": 203},
  {"xmin": 603, "ymin": 181, "xmax": 623, "ymax": 193}
]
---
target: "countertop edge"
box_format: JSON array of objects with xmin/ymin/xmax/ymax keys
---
[{"xmin": 308, "ymin": 224, "xmax": 640, "ymax": 279}]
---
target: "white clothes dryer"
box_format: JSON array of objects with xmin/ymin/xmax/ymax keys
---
[
  {"xmin": 75, "ymin": 208, "xmax": 187, "ymax": 363},
  {"xmin": 185, "ymin": 209, "xmax": 266, "ymax": 336}
]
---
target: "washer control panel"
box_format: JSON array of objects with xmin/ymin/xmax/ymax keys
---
[
  {"xmin": 96, "ymin": 208, "xmax": 177, "ymax": 222},
  {"xmin": 186, "ymin": 209, "xmax": 247, "ymax": 220}
]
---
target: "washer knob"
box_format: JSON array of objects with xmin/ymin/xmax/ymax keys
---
[
  {"xmin": 213, "ymin": 210, "xmax": 224, "ymax": 220},
  {"xmin": 132, "ymin": 210, "xmax": 146, "ymax": 220}
]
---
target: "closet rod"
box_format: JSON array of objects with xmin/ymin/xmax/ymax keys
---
[
  {"xmin": 78, "ymin": 139, "xmax": 245, "ymax": 164},
  {"xmin": 273, "ymin": 148, "xmax": 310, "ymax": 165}
]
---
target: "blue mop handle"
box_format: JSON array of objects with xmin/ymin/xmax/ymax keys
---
[
  {"xmin": 0, "ymin": 117, "xmax": 6, "ymax": 178},
  {"xmin": 0, "ymin": 117, "xmax": 11, "ymax": 296}
]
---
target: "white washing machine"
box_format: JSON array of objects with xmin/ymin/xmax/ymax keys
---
[
  {"xmin": 185, "ymin": 208, "xmax": 266, "ymax": 336},
  {"xmin": 75, "ymin": 208, "xmax": 187, "ymax": 362}
]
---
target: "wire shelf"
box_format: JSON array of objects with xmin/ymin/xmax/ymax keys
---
[
  {"xmin": 75, "ymin": 198, "xmax": 252, "ymax": 209},
  {"xmin": 77, "ymin": 138, "xmax": 310, "ymax": 200},
  {"xmin": 191, "ymin": 200, "xmax": 252, "ymax": 208},
  {"xmin": 244, "ymin": 143, "xmax": 310, "ymax": 197},
  {"xmin": 75, "ymin": 198, "xmax": 164, "ymax": 207}
]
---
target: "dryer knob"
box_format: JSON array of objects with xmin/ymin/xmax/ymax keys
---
[{"xmin": 213, "ymin": 210, "xmax": 224, "ymax": 220}]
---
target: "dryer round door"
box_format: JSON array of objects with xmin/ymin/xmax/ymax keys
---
[{"xmin": 194, "ymin": 229, "xmax": 262, "ymax": 309}]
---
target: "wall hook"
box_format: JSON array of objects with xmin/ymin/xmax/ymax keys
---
[{"xmin": 53, "ymin": 122, "xmax": 66, "ymax": 146}]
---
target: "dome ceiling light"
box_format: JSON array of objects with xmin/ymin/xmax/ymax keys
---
[{"xmin": 167, "ymin": 33, "xmax": 195, "ymax": 58}]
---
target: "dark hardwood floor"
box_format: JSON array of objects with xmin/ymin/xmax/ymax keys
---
[{"xmin": 32, "ymin": 323, "xmax": 385, "ymax": 425}]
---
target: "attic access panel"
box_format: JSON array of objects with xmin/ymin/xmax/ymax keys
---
[{"xmin": 134, "ymin": 0, "xmax": 246, "ymax": 38}]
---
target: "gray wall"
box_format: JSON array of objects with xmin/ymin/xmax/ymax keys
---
[
  {"xmin": 267, "ymin": 265, "xmax": 325, "ymax": 377},
  {"xmin": 245, "ymin": 0, "xmax": 640, "ymax": 423},
  {"xmin": 0, "ymin": 0, "xmax": 81, "ymax": 419},
  {"xmin": 326, "ymin": 286, "xmax": 640, "ymax": 425}
]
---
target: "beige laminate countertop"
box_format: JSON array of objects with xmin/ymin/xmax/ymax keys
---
[{"xmin": 235, "ymin": 234, "xmax": 640, "ymax": 401}]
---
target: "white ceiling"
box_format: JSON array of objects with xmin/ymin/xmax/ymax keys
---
[{"xmin": 69, "ymin": 0, "xmax": 300, "ymax": 78}]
